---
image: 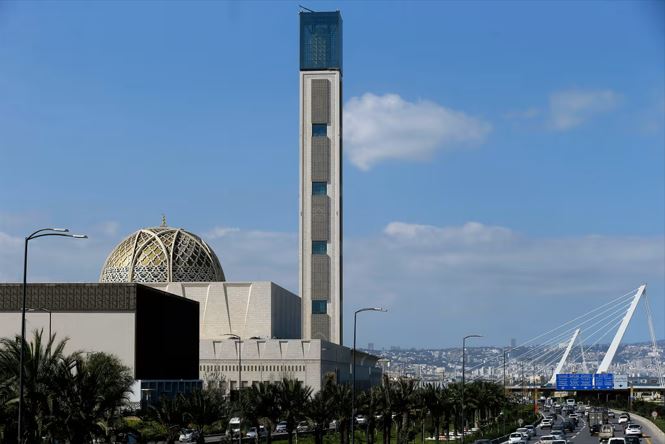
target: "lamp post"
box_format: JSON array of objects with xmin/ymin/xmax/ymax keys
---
[
  {"xmin": 351, "ymin": 307, "xmax": 387, "ymax": 444},
  {"xmin": 461, "ymin": 334, "xmax": 482, "ymax": 444},
  {"xmin": 26, "ymin": 307, "xmax": 51, "ymax": 339},
  {"xmin": 18, "ymin": 227, "xmax": 86, "ymax": 444},
  {"xmin": 223, "ymin": 333, "xmax": 242, "ymax": 444}
]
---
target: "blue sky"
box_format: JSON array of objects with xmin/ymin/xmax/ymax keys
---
[{"xmin": 1, "ymin": 1, "xmax": 663, "ymax": 349}]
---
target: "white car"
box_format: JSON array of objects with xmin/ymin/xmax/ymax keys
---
[
  {"xmin": 509, "ymin": 432, "xmax": 526, "ymax": 443},
  {"xmin": 625, "ymin": 424, "xmax": 642, "ymax": 437},
  {"xmin": 246, "ymin": 426, "xmax": 268, "ymax": 439},
  {"xmin": 355, "ymin": 415, "xmax": 367, "ymax": 425},
  {"xmin": 178, "ymin": 429, "xmax": 200, "ymax": 443},
  {"xmin": 618, "ymin": 414, "xmax": 630, "ymax": 424},
  {"xmin": 550, "ymin": 430, "xmax": 565, "ymax": 441},
  {"xmin": 540, "ymin": 419, "xmax": 552, "ymax": 428},
  {"xmin": 516, "ymin": 428, "xmax": 531, "ymax": 439},
  {"xmin": 537, "ymin": 436, "xmax": 555, "ymax": 444},
  {"xmin": 275, "ymin": 421, "xmax": 288, "ymax": 433},
  {"xmin": 552, "ymin": 440, "xmax": 567, "ymax": 444},
  {"xmin": 607, "ymin": 439, "xmax": 626, "ymax": 444}
]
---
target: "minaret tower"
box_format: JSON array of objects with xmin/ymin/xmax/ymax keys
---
[{"xmin": 299, "ymin": 10, "xmax": 343, "ymax": 344}]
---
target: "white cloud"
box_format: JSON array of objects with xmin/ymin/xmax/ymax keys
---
[
  {"xmin": 343, "ymin": 93, "xmax": 491, "ymax": 170},
  {"xmin": 344, "ymin": 221, "xmax": 664, "ymax": 347},
  {"xmin": 95, "ymin": 221, "xmax": 120, "ymax": 237},
  {"xmin": 206, "ymin": 226, "xmax": 241, "ymax": 239},
  {"xmin": 1, "ymin": 220, "xmax": 662, "ymax": 348},
  {"xmin": 548, "ymin": 89, "xmax": 619, "ymax": 130}
]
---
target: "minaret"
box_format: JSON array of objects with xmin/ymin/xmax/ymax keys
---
[{"xmin": 299, "ymin": 10, "xmax": 343, "ymax": 344}]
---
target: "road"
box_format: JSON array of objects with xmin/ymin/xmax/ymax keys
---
[{"xmin": 533, "ymin": 407, "xmax": 661, "ymax": 444}]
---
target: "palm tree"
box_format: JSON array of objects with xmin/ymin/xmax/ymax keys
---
[
  {"xmin": 184, "ymin": 389, "xmax": 228, "ymax": 444},
  {"xmin": 328, "ymin": 381, "xmax": 352, "ymax": 444},
  {"xmin": 276, "ymin": 378, "xmax": 312, "ymax": 444},
  {"xmin": 150, "ymin": 394, "xmax": 188, "ymax": 444},
  {"xmin": 54, "ymin": 351, "xmax": 134, "ymax": 442},
  {"xmin": 356, "ymin": 385, "xmax": 382, "ymax": 444},
  {"xmin": 0, "ymin": 330, "xmax": 70, "ymax": 442},
  {"xmin": 252, "ymin": 382, "xmax": 281, "ymax": 444},
  {"xmin": 377, "ymin": 375, "xmax": 394, "ymax": 444},
  {"xmin": 306, "ymin": 390, "xmax": 333, "ymax": 444},
  {"xmin": 391, "ymin": 377, "xmax": 417, "ymax": 444},
  {"xmin": 421, "ymin": 384, "xmax": 446, "ymax": 442}
]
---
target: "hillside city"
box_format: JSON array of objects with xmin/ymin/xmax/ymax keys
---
[{"xmin": 365, "ymin": 340, "xmax": 665, "ymax": 386}]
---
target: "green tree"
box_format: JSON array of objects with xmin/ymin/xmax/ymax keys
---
[
  {"xmin": 306, "ymin": 389, "xmax": 334, "ymax": 444},
  {"xmin": 276, "ymin": 378, "xmax": 312, "ymax": 444},
  {"xmin": 0, "ymin": 330, "xmax": 70, "ymax": 443},
  {"xmin": 150, "ymin": 394, "xmax": 188, "ymax": 444},
  {"xmin": 356, "ymin": 386, "xmax": 383, "ymax": 444},
  {"xmin": 54, "ymin": 351, "xmax": 134, "ymax": 442},
  {"xmin": 184, "ymin": 389, "xmax": 228, "ymax": 444},
  {"xmin": 328, "ymin": 380, "xmax": 352, "ymax": 444}
]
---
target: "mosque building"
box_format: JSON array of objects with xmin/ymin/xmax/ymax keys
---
[{"xmin": 0, "ymin": 10, "xmax": 382, "ymax": 402}]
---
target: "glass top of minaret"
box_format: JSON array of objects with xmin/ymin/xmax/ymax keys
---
[{"xmin": 299, "ymin": 11, "xmax": 342, "ymax": 72}]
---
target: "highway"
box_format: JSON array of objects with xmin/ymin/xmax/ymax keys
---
[{"xmin": 530, "ymin": 406, "xmax": 662, "ymax": 444}]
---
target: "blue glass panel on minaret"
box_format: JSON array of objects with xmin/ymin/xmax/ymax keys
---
[{"xmin": 300, "ymin": 11, "xmax": 342, "ymax": 72}]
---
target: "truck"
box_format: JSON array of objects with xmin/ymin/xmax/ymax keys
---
[{"xmin": 588, "ymin": 408, "xmax": 609, "ymax": 436}]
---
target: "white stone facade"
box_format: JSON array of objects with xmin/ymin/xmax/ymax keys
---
[
  {"xmin": 299, "ymin": 70, "xmax": 343, "ymax": 345},
  {"xmin": 147, "ymin": 281, "xmax": 301, "ymax": 340},
  {"xmin": 199, "ymin": 338, "xmax": 381, "ymax": 394}
]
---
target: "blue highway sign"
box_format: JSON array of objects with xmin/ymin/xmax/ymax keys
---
[
  {"xmin": 594, "ymin": 373, "xmax": 614, "ymax": 390},
  {"xmin": 556, "ymin": 373, "xmax": 594, "ymax": 390}
]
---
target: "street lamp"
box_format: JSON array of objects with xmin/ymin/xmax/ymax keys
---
[
  {"xmin": 223, "ymin": 333, "xmax": 242, "ymax": 444},
  {"xmin": 26, "ymin": 308, "xmax": 52, "ymax": 339},
  {"xmin": 461, "ymin": 334, "xmax": 482, "ymax": 444},
  {"xmin": 18, "ymin": 227, "xmax": 86, "ymax": 444},
  {"xmin": 351, "ymin": 307, "xmax": 387, "ymax": 444}
]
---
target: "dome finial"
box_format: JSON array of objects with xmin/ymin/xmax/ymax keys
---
[{"xmin": 161, "ymin": 214, "xmax": 167, "ymax": 227}]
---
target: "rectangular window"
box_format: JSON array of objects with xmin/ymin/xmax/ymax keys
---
[
  {"xmin": 312, "ymin": 300, "xmax": 327, "ymax": 314},
  {"xmin": 312, "ymin": 241, "xmax": 327, "ymax": 255},
  {"xmin": 312, "ymin": 124, "xmax": 327, "ymax": 137},
  {"xmin": 312, "ymin": 182, "xmax": 327, "ymax": 195}
]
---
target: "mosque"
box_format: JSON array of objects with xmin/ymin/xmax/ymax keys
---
[{"xmin": 0, "ymin": 10, "xmax": 382, "ymax": 403}]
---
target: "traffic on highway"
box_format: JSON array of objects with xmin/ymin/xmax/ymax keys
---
[{"xmin": 494, "ymin": 398, "xmax": 660, "ymax": 444}]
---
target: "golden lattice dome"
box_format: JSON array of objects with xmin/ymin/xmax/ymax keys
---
[{"xmin": 99, "ymin": 226, "xmax": 225, "ymax": 283}]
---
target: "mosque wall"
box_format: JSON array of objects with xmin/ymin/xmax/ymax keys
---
[{"xmin": 148, "ymin": 281, "xmax": 301, "ymax": 340}]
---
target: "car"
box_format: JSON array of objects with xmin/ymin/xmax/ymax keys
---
[
  {"xmin": 355, "ymin": 415, "xmax": 367, "ymax": 425},
  {"xmin": 296, "ymin": 421, "xmax": 310, "ymax": 433},
  {"xmin": 275, "ymin": 421, "xmax": 288, "ymax": 433},
  {"xmin": 537, "ymin": 436, "xmax": 556, "ymax": 444},
  {"xmin": 618, "ymin": 414, "xmax": 631, "ymax": 424},
  {"xmin": 561, "ymin": 420, "xmax": 575, "ymax": 432},
  {"xmin": 540, "ymin": 419, "xmax": 552, "ymax": 428},
  {"xmin": 624, "ymin": 436, "xmax": 641, "ymax": 444},
  {"xmin": 566, "ymin": 399, "xmax": 575, "ymax": 406},
  {"xmin": 525, "ymin": 425, "xmax": 537, "ymax": 437},
  {"xmin": 625, "ymin": 424, "xmax": 642, "ymax": 437},
  {"xmin": 229, "ymin": 417, "xmax": 241, "ymax": 436},
  {"xmin": 599, "ymin": 424, "xmax": 615, "ymax": 441},
  {"xmin": 178, "ymin": 429, "xmax": 200, "ymax": 443},
  {"xmin": 509, "ymin": 432, "xmax": 526, "ymax": 443},
  {"xmin": 608, "ymin": 411, "xmax": 616, "ymax": 418},
  {"xmin": 246, "ymin": 426, "xmax": 268, "ymax": 439},
  {"xmin": 607, "ymin": 439, "xmax": 626, "ymax": 444},
  {"xmin": 552, "ymin": 441, "xmax": 567, "ymax": 444},
  {"xmin": 516, "ymin": 427, "xmax": 531, "ymax": 439},
  {"xmin": 550, "ymin": 430, "xmax": 565, "ymax": 441}
]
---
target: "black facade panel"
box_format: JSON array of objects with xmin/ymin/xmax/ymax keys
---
[{"xmin": 135, "ymin": 285, "xmax": 199, "ymax": 380}]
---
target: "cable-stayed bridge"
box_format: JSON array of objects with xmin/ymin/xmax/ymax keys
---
[{"xmin": 465, "ymin": 284, "xmax": 664, "ymax": 393}]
